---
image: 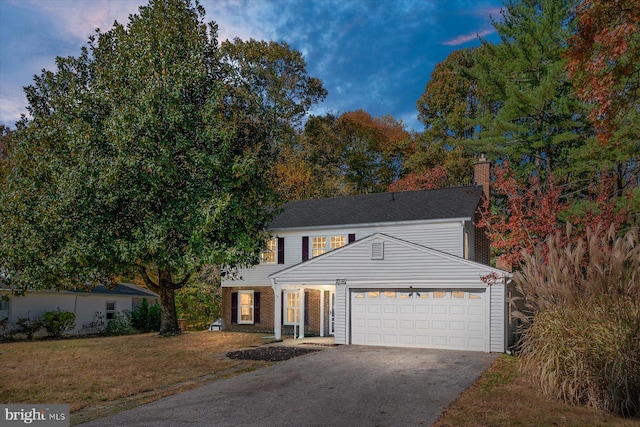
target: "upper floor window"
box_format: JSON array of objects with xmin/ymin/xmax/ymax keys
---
[
  {"xmin": 312, "ymin": 237, "xmax": 326, "ymax": 257},
  {"xmin": 331, "ymin": 235, "xmax": 346, "ymax": 250},
  {"xmin": 262, "ymin": 238, "xmax": 277, "ymax": 264},
  {"xmin": 311, "ymin": 235, "xmax": 347, "ymax": 258}
]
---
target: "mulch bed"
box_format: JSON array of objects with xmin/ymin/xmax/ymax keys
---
[{"xmin": 226, "ymin": 346, "xmax": 320, "ymax": 362}]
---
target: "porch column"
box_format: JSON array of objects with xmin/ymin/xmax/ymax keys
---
[
  {"xmin": 319, "ymin": 290, "xmax": 325, "ymax": 337},
  {"xmin": 272, "ymin": 281, "xmax": 282, "ymax": 340},
  {"xmin": 298, "ymin": 287, "xmax": 305, "ymax": 339}
]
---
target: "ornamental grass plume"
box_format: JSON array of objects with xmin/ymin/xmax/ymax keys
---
[{"xmin": 512, "ymin": 224, "xmax": 640, "ymax": 416}]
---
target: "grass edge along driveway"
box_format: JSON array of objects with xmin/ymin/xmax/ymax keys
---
[{"xmin": 2, "ymin": 332, "xmax": 638, "ymax": 426}]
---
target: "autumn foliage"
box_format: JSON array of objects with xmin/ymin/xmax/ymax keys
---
[
  {"xmin": 567, "ymin": 0, "xmax": 640, "ymax": 143},
  {"xmin": 479, "ymin": 161, "xmax": 632, "ymax": 271}
]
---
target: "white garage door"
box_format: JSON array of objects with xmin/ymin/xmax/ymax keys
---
[{"xmin": 351, "ymin": 289, "xmax": 486, "ymax": 351}]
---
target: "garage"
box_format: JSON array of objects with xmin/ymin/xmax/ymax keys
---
[{"xmin": 351, "ymin": 289, "xmax": 487, "ymax": 351}]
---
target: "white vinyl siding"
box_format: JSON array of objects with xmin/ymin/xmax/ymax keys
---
[
  {"xmin": 222, "ymin": 220, "xmax": 468, "ymax": 288},
  {"xmin": 272, "ymin": 234, "xmax": 509, "ymax": 353},
  {"xmin": 489, "ymin": 283, "xmax": 506, "ymax": 352}
]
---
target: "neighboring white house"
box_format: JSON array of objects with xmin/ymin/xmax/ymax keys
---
[
  {"xmin": 0, "ymin": 283, "xmax": 159, "ymax": 336},
  {"xmin": 222, "ymin": 159, "xmax": 515, "ymax": 353}
]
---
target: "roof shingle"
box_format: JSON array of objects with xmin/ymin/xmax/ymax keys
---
[{"xmin": 269, "ymin": 185, "xmax": 483, "ymax": 229}]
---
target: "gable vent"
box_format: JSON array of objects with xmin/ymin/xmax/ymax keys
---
[{"xmin": 371, "ymin": 242, "xmax": 384, "ymax": 260}]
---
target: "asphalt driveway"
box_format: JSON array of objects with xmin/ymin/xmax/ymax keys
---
[{"xmin": 78, "ymin": 345, "xmax": 497, "ymax": 427}]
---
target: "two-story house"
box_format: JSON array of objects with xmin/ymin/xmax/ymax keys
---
[{"xmin": 221, "ymin": 158, "xmax": 512, "ymax": 353}]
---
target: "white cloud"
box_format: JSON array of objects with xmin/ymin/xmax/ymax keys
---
[
  {"xmin": 21, "ymin": 0, "xmax": 140, "ymax": 42},
  {"xmin": 0, "ymin": 87, "xmax": 29, "ymax": 127},
  {"xmin": 442, "ymin": 28, "xmax": 495, "ymax": 46}
]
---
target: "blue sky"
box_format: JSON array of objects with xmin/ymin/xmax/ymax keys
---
[{"xmin": 0, "ymin": 0, "xmax": 504, "ymax": 132}]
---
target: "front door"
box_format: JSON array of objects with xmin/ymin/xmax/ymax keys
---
[{"xmin": 329, "ymin": 291, "xmax": 335, "ymax": 335}]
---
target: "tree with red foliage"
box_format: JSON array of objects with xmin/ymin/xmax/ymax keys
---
[
  {"xmin": 478, "ymin": 161, "xmax": 567, "ymax": 270},
  {"xmin": 479, "ymin": 161, "xmax": 632, "ymax": 271},
  {"xmin": 567, "ymin": 0, "xmax": 640, "ymax": 143}
]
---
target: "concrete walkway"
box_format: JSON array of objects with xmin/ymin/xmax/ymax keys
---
[{"xmin": 78, "ymin": 345, "xmax": 497, "ymax": 427}]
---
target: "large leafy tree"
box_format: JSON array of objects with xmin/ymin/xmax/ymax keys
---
[
  {"xmin": 473, "ymin": 0, "xmax": 590, "ymax": 181},
  {"xmin": 0, "ymin": 0, "xmax": 325, "ymax": 334},
  {"xmin": 567, "ymin": 0, "xmax": 640, "ymax": 144}
]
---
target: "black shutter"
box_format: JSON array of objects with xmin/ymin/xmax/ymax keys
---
[
  {"xmin": 348, "ymin": 233, "xmax": 356, "ymax": 243},
  {"xmin": 302, "ymin": 236, "xmax": 309, "ymax": 261},
  {"xmin": 304, "ymin": 291, "xmax": 309, "ymax": 326},
  {"xmin": 254, "ymin": 292, "xmax": 260, "ymax": 324},
  {"xmin": 231, "ymin": 292, "xmax": 238, "ymax": 324},
  {"xmin": 277, "ymin": 237, "xmax": 285, "ymax": 264}
]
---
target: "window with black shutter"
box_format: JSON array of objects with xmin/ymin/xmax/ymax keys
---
[
  {"xmin": 254, "ymin": 292, "xmax": 261, "ymax": 323},
  {"xmin": 304, "ymin": 291, "xmax": 309, "ymax": 326},
  {"xmin": 302, "ymin": 236, "xmax": 309, "ymax": 261},
  {"xmin": 231, "ymin": 292, "xmax": 238, "ymax": 324},
  {"xmin": 277, "ymin": 237, "xmax": 285, "ymax": 264}
]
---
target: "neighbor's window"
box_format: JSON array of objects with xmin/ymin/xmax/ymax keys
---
[
  {"xmin": 238, "ymin": 290, "xmax": 254, "ymax": 324},
  {"xmin": 0, "ymin": 299, "xmax": 9, "ymax": 321},
  {"xmin": 312, "ymin": 237, "xmax": 327, "ymax": 257},
  {"xmin": 105, "ymin": 301, "xmax": 116, "ymax": 320},
  {"xmin": 284, "ymin": 291, "xmax": 301, "ymax": 324},
  {"xmin": 262, "ymin": 238, "xmax": 277, "ymax": 264}
]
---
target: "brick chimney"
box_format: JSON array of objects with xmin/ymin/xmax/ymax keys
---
[
  {"xmin": 473, "ymin": 154, "xmax": 491, "ymax": 266},
  {"xmin": 473, "ymin": 153, "xmax": 491, "ymax": 202}
]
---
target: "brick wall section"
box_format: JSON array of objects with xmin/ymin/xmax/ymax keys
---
[
  {"xmin": 474, "ymin": 156, "xmax": 491, "ymax": 266},
  {"xmin": 222, "ymin": 287, "xmax": 323, "ymax": 335}
]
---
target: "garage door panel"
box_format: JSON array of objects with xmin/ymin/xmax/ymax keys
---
[
  {"xmin": 399, "ymin": 305, "xmax": 414, "ymax": 314},
  {"xmin": 351, "ymin": 289, "xmax": 487, "ymax": 351},
  {"xmin": 383, "ymin": 319, "xmax": 397, "ymax": 328},
  {"xmin": 432, "ymin": 305, "xmax": 447, "ymax": 315},
  {"xmin": 415, "ymin": 305, "xmax": 430, "ymax": 314}
]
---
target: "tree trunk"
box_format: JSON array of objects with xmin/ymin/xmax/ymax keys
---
[{"xmin": 157, "ymin": 268, "xmax": 180, "ymax": 335}]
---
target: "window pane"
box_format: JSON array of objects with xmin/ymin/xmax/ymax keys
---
[
  {"xmin": 240, "ymin": 307, "xmax": 252, "ymax": 318},
  {"xmin": 452, "ymin": 291, "xmax": 465, "ymax": 299},
  {"xmin": 238, "ymin": 291, "xmax": 254, "ymax": 323},
  {"xmin": 262, "ymin": 238, "xmax": 277, "ymax": 263},
  {"xmin": 384, "ymin": 291, "xmax": 396, "ymax": 299},
  {"xmin": 330, "ymin": 235, "xmax": 346, "ymax": 250},
  {"xmin": 312, "ymin": 237, "xmax": 326, "ymax": 257},
  {"xmin": 433, "ymin": 291, "xmax": 446, "ymax": 299},
  {"xmin": 367, "ymin": 291, "xmax": 379, "ymax": 298},
  {"xmin": 240, "ymin": 293, "xmax": 253, "ymax": 306},
  {"xmin": 398, "ymin": 292, "xmax": 411, "ymax": 299},
  {"xmin": 417, "ymin": 292, "xmax": 430, "ymax": 298},
  {"xmin": 354, "ymin": 293, "xmax": 365, "ymax": 299}
]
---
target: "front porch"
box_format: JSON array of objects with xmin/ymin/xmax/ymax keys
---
[{"xmin": 272, "ymin": 284, "xmax": 336, "ymax": 341}]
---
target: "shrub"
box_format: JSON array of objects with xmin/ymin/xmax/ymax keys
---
[
  {"xmin": 105, "ymin": 310, "xmax": 134, "ymax": 336},
  {"xmin": 0, "ymin": 319, "xmax": 15, "ymax": 341},
  {"xmin": 13, "ymin": 315, "xmax": 43, "ymax": 340},
  {"xmin": 131, "ymin": 299, "xmax": 161, "ymax": 332},
  {"xmin": 175, "ymin": 281, "xmax": 221, "ymax": 330},
  {"xmin": 513, "ymin": 225, "xmax": 640, "ymax": 416},
  {"xmin": 41, "ymin": 309, "xmax": 75, "ymax": 339}
]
